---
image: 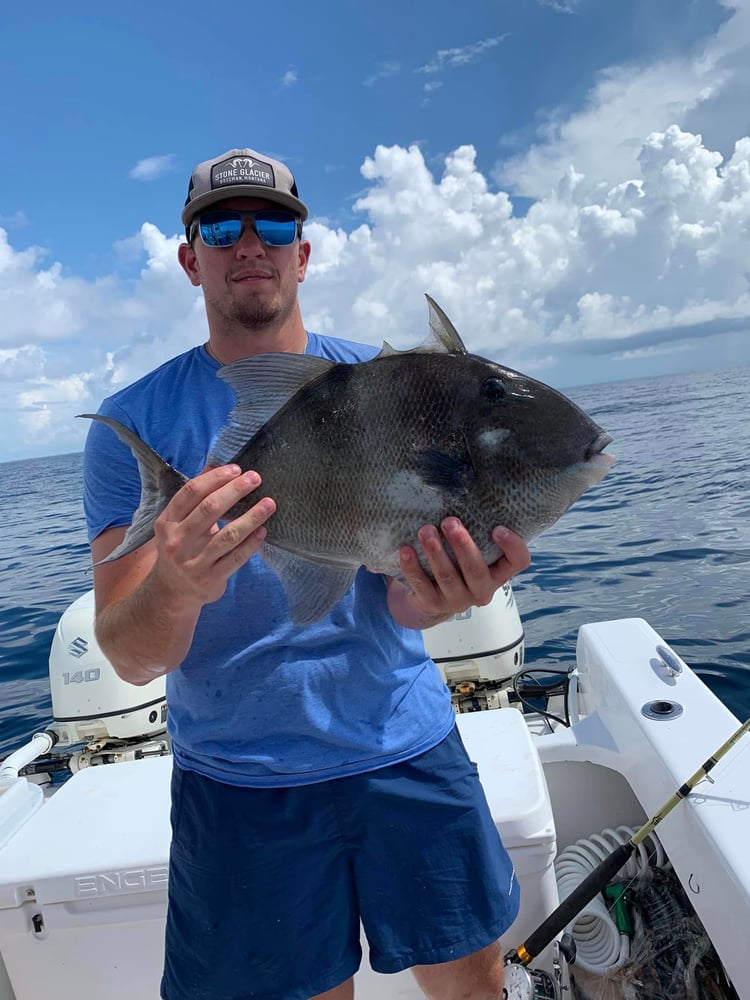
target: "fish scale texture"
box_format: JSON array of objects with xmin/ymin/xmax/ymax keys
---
[{"xmin": 223, "ymin": 352, "xmax": 608, "ymax": 579}]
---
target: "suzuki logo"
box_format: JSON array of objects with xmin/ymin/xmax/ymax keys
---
[{"xmin": 67, "ymin": 637, "xmax": 89, "ymax": 659}]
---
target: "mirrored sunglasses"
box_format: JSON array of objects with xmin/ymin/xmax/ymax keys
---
[{"xmin": 191, "ymin": 209, "xmax": 302, "ymax": 248}]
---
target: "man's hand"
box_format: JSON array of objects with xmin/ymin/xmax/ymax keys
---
[
  {"xmin": 386, "ymin": 519, "xmax": 530, "ymax": 630},
  {"xmin": 92, "ymin": 465, "xmax": 274, "ymax": 684},
  {"xmin": 150, "ymin": 464, "xmax": 276, "ymax": 608}
]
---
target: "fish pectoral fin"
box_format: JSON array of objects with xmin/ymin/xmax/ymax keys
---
[
  {"xmin": 209, "ymin": 354, "xmax": 335, "ymax": 465},
  {"xmin": 414, "ymin": 449, "xmax": 476, "ymax": 496},
  {"xmin": 260, "ymin": 544, "xmax": 357, "ymax": 626}
]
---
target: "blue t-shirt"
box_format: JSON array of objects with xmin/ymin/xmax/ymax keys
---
[{"xmin": 83, "ymin": 333, "xmax": 455, "ymax": 786}]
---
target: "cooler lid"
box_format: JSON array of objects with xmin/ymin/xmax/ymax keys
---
[
  {"xmin": 457, "ymin": 708, "xmax": 555, "ymax": 850},
  {"xmin": 0, "ymin": 756, "xmax": 172, "ymax": 909}
]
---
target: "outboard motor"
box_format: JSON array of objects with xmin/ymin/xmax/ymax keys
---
[
  {"xmin": 423, "ymin": 583, "xmax": 525, "ymax": 712},
  {"xmin": 0, "ymin": 590, "xmax": 172, "ymax": 781},
  {"xmin": 48, "ymin": 590, "xmax": 167, "ymax": 747}
]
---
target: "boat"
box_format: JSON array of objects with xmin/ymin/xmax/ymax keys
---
[{"xmin": 0, "ymin": 585, "xmax": 747, "ymax": 1000}]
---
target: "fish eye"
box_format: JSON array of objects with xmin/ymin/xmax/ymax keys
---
[{"xmin": 481, "ymin": 377, "xmax": 506, "ymax": 402}]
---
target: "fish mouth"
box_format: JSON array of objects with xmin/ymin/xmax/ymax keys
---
[{"xmin": 585, "ymin": 432, "xmax": 616, "ymax": 468}]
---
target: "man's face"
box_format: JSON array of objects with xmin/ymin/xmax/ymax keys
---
[{"xmin": 180, "ymin": 197, "xmax": 310, "ymax": 333}]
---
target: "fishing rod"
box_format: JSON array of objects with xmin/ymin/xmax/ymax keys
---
[{"xmin": 504, "ymin": 716, "xmax": 750, "ymax": 979}]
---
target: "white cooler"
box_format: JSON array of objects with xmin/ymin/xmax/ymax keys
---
[
  {"xmin": 0, "ymin": 756, "xmax": 172, "ymax": 1000},
  {"xmin": 0, "ymin": 709, "xmax": 558, "ymax": 1000},
  {"xmin": 457, "ymin": 708, "xmax": 559, "ymax": 956}
]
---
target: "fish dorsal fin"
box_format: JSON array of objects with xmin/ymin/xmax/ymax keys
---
[
  {"xmin": 374, "ymin": 295, "xmax": 468, "ymax": 359},
  {"xmin": 425, "ymin": 295, "xmax": 468, "ymax": 354},
  {"xmin": 209, "ymin": 353, "xmax": 334, "ymax": 465},
  {"xmin": 377, "ymin": 340, "xmax": 400, "ymax": 357},
  {"xmin": 260, "ymin": 542, "xmax": 357, "ymax": 626}
]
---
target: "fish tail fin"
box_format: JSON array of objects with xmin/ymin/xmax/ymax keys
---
[{"xmin": 79, "ymin": 414, "xmax": 188, "ymax": 564}]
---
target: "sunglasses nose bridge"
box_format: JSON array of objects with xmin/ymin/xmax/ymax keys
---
[{"xmin": 233, "ymin": 214, "xmax": 267, "ymax": 252}]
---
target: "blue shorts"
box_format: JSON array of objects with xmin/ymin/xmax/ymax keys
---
[{"xmin": 161, "ymin": 725, "xmax": 519, "ymax": 1000}]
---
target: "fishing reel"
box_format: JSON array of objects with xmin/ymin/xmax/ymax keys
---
[
  {"xmin": 503, "ymin": 962, "xmax": 560, "ymax": 1000},
  {"xmin": 503, "ymin": 936, "xmax": 571, "ymax": 1000}
]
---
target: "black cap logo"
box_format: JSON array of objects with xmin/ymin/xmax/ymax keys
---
[{"xmin": 211, "ymin": 156, "xmax": 275, "ymax": 191}]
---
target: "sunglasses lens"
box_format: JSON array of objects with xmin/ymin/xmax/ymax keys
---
[
  {"xmin": 196, "ymin": 210, "xmax": 299, "ymax": 248},
  {"xmin": 254, "ymin": 212, "xmax": 299, "ymax": 246},
  {"xmin": 198, "ymin": 212, "xmax": 242, "ymax": 247}
]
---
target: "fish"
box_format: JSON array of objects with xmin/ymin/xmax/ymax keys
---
[{"xmin": 79, "ymin": 296, "xmax": 615, "ymax": 625}]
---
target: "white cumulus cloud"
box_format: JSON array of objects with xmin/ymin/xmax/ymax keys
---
[
  {"xmin": 495, "ymin": 0, "xmax": 750, "ymax": 198},
  {"xmin": 2, "ymin": 120, "xmax": 750, "ymax": 461},
  {"xmin": 299, "ymin": 131, "xmax": 750, "ymax": 375}
]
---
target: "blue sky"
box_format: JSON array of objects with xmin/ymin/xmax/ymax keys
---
[{"xmin": 1, "ymin": 0, "xmax": 748, "ymax": 461}]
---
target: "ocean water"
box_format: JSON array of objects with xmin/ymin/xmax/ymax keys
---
[{"xmin": 1, "ymin": 366, "xmax": 748, "ymax": 758}]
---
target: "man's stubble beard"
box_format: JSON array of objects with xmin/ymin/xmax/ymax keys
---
[
  {"xmin": 207, "ymin": 284, "xmax": 296, "ymax": 334},
  {"xmin": 221, "ymin": 271, "xmax": 299, "ymax": 333},
  {"xmin": 230, "ymin": 297, "xmax": 286, "ymax": 330}
]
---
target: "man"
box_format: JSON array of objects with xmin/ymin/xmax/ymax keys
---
[{"xmin": 83, "ymin": 147, "xmax": 531, "ymax": 1000}]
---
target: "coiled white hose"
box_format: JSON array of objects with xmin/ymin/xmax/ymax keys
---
[{"xmin": 555, "ymin": 825, "xmax": 668, "ymax": 974}]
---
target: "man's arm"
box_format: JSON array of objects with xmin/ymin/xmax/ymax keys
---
[
  {"xmin": 386, "ymin": 519, "xmax": 530, "ymax": 631},
  {"xmin": 92, "ymin": 465, "xmax": 274, "ymax": 686}
]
